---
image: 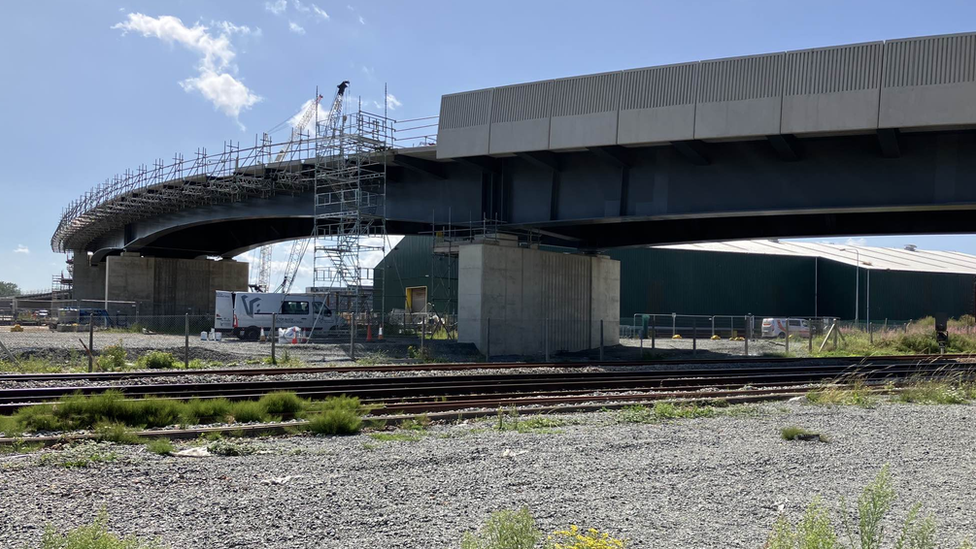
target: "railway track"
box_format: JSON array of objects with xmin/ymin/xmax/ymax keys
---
[
  {"xmin": 1, "ymin": 359, "xmax": 970, "ymax": 415},
  {"xmin": 0, "ymin": 353, "xmax": 970, "ymax": 383}
]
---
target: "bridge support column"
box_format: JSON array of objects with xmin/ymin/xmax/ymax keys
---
[
  {"xmin": 72, "ymin": 253, "xmax": 247, "ymax": 317},
  {"xmin": 458, "ymin": 239, "xmax": 620, "ymax": 356}
]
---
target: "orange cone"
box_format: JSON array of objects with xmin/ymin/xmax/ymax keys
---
[
  {"xmin": 291, "ymin": 330, "xmax": 298, "ymax": 345},
  {"xmin": 366, "ymin": 323, "xmax": 373, "ymax": 342}
]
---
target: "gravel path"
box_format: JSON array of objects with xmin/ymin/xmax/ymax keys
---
[{"xmin": 1, "ymin": 401, "xmax": 974, "ymax": 548}]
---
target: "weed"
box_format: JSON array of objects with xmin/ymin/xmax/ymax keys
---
[
  {"xmin": 407, "ymin": 345, "xmax": 436, "ymax": 362},
  {"xmin": 263, "ymin": 349, "xmax": 303, "ymax": 366},
  {"xmin": 843, "ymin": 465, "xmax": 896, "ymax": 549},
  {"xmin": 361, "ymin": 442, "xmax": 378, "ymax": 451},
  {"xmin": 258, "ymin": 391, "xmax": 304, "ymax": 416},
  {"xmin": 94, "ymin": 422, "xmax": 143, "ymax": 444},
  {"xmin": 38, "ymin": 511, "xmax": 163, "ymax": 549},
  {"xmin": 401, "ymin": 413, "xmax": 432, "ymax": 431},
  {"xmin": 16, "ymin": 404, "xmax": 62, "ymax": 432},
  {"xmin": 461, "ymin": 507, "xmax": 541, "ymax": 549},
  {"xmin": 38, "ymin": 443, "xmax": 118, "ymax": 468},
  {"xmin": 896, "ymin": 503, "xmax": 937, "ymax": 549},
  {"xmin": 0, "ymin": 415, "xmax": 23, "ymax": 437},
  {"xmin": 356, "ymin": 351, "xmax": 391, "ymax": 366},
  {"xmin": 897, "ymin": 378, "xmax": 971, "ymax": 405},
  {"xmin": 781, "ymin": 426, "xmax": 829, "ymax": 443},
  {"xmin": 308, "ymin": 408, "xmax": 362, "ymax": 436},
  {"xmin": 545, "ymin": 524, "xmax": 626, "ymax": 549},
  {"xmin": 180, "ymin": 398, "xmax": 232, "ymax": 424},
  {"xmin": 136, "ymin": 351, "xmax": 178, "ymax": 370},
  {"xmin": 369, "ymin": 431, "xmax": 424, "ymax": 442},
  {"xmin": 96, "ymin": 343, "xmax": 128, "ymax": 371},
  {"xmin": 806, "ymin": 379, "xmax": 878, "ymax": 408},
  {"xmin": 207, "ymin": 439, "xmax": 255, "ymax": 456},
  {"xmin": 0, "ymin": 439, "xmax": 43, "ymax": 454},
  {"xmin": 618, "ymin": 402, "xmax": 716, "ymax": 423},
  {"xmin": 187, "ymin": 358, "xmax": 225, "ymax": 369},
  {"xmin": 145, "ymin": 438, "xmax": 173, "ymax": 455},
  {"xmin": 228, "ymin": 401, "xmax": 269, "ymax": 423}
]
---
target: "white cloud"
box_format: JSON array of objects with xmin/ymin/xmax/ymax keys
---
[
  {"xmin": 13, "ymin": 245, "xmax": 29, "ymax": 255},
  {"xmin": 265, "ymin": 0, "xmax": 287, "ymax": 14},
  {"xmin": 214, "ymin": 20, "xmax": 261, "ymax": 37},
  {"xmin": 346, "ymin": 4, "xmax": 354, "ymax": 10},
  {"xmin": 358, "ymin": 15, "xmax": 365, "ymax": 25},
  {"xmin": 113, "ymin": 14, "xmax": 261, "ymax": 127},
  {"xmin": 844, "ymin": 237, "xmax": 867, "ymax": 247},
  {"xmin": 373, "ymin": 93, "xmax": 402, "ymax": 111},
  {"xmin": 288, "ymin": 21, "xmax": 306, "ymax": 34},
  {"xmin": 312, "ymin": 4, "xmax": 330, "ymax": 20},
  {"xmin": 292, "ymin": 0, "xmax": 310, "ymax": 12}
]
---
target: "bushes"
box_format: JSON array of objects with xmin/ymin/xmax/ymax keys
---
[
  {"xmin": 307, "ymin": 396, "xmax": 363, "ymax": 436},
  {"xmin": 258, "ymin": 391, "xmax": 304, "ymax": 416},
  {"xmin": 137, "ymin": 351, "xmax": 177, "ymax": 370},
  {"xmin": 145, "ymin": 438, "xmax": 173, "ymax": 455},
  {"xmin": 96, "ymin": 343, "xmax": 127, "ymax": 371},
  {"xmin": 36, "ymin": 512, "xmax": 162, "ymax": 549},
  {"xmin": 766, "ymin": 465, "xmax": 972, "ymax": 549},
  {"xmin": 228, "ymin": 401, "xmax": 270, "ymax": 423},
  {"xmin": 461, "ymin": 508, "xmax": 540, "ymax": 549},
  {"xmin": 180, "ymin": 398, "xmax": 232, "ymax": 425}
]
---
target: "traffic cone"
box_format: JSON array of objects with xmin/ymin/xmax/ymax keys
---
[
  {"xmin": 292, "ymin": 330, "xmax": 298, "ymax": 345},
  {"xmin": 366, "ymin": 323, "xmax": 373, "ymax": 342}
]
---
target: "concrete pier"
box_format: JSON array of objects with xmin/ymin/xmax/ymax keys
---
[
  {"xmin": 72, "ymin": 252, "xmax": 247, "ymax": 316},
  {"xmin": 458, "ymin": 241, "xmax": 620, "ymax": 356}
]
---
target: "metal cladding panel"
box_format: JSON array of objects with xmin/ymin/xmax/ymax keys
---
[
  {"xmin": 617, "ymin": 62, "xmax": 699, "ymax": 145},
  {"xmin": 436, "ymin": 89, "xmax": 492, "ymax": 159},
  {"xmin": 695, "ymin": 53, "xmax": 784, "ymax": 139},
  {"xmin": 548, "ymin": 72, "xmax": 621, "ymax": 149},
  {"xmin": 373, "ymin": 236, "xmax": 457, "ymax": 313},
  {"xmin": 608, "ymin": 248, "xmax": 816, "ymax": 320},
  {"xmin": 880, "ymin": 32, "xmax": 976, "ymax": 128},
  {"xmin": 781, "ymin": 42, "xmax": 883, "ymax": 134},
  {"xmin": 489, "ymin": 81, "xmax": 552, "ymax": 154}
]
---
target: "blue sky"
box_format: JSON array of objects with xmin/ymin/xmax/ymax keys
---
[{"xmin": 2, "ymin": 0, "xmax": 976, "ymax": 292}]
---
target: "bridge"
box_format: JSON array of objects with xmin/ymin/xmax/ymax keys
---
[{"xmin": 55, "ymin": 31, "xmax": 976, "ymax": 352}]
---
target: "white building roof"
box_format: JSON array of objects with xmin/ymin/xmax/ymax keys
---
[{"xmin": 657, "ymin": 240, "xmax": 976, "ymax": 275}]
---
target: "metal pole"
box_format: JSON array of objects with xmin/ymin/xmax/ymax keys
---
[
  {"xmin": 866, "ymin": 269, "xmax": 871, "ymax": 334},
  {"xmin": 88, "ymin": 316, "xmax": 94, "ymax": 372},
  {"xmin": 785, "ymin": 318, "xmax": 790, "ymax": 354},
  {"xmin": 599, "ymin": 319, "xmax": 604, "ymax": 361},
  {"xmin": 808, "ymin": 319, "xmax": 814, "ymax": 354},
  {"xmin": 350, "ymin": 307, "xmax": 356, "ymax": 361},
  {"xmin": 271, "ymin": 313, "xmax": 277, "ymax": 365},
  {"xmin": 485, "ymin": 317, "xmax": 490, "ymax": 361},
  {"xmin": 671, "ymin": 313, "xmax": 676, "ymax": 338},
  {"xmin": 711, "ymin": 316, "xmax": 715, "ymax": 338},
  {"xmin": 184, "ymin": 313, "xmax": 189, "ymax": 369},
  {"xmin": 692, "ymin": 323, "xmax": 697, "ymax": 356},
  {"xmin": 744, "ymin": 315, "xmax": 749, "ymax": 356},
  {"xmin": 651, "ymin": 315, "xmax": 656, "ymax": 350}
]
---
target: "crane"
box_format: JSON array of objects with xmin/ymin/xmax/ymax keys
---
[{"xmin": 266, "ymin": 81, "xmax": 352, "ymax": 294}]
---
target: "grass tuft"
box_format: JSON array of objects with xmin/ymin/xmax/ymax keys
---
[
  {"xmin": 228, "ymin": 401, "xmax": 269, "ymax": 423},
  {"xmin": 461, "ymin": 507, "xmax": 540, "ymax": 549},
  {"xmin": 145, "ymin": 438, "xmax": 173, "ymax": 455},
  {"xmin": 805, "ymin": 379, "xmax": 878, "ymax": 408},
  {"xmin": 38, "ymin": 511, "xmax": 163, "ymax": 549},
  {"xmin": 95, "ymin": 343, "xmax": 128, "ymax": 372},
  {"xmin": 780, "ymin": 425, "xmax": 829, "ymax": 443},
  {"xmin": 94, "ymin": 422, "xmax": 144, "ymax": 445},
  {"xmin": 136, "ymin": 351, "xmax": 178, "ymax": 370},
  {"xmin": 257, "ymin": 391, "xmax": 304, "ymax": 416}
]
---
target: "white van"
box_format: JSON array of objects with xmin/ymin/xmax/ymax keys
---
[
  {"xmin": 226, "ymin": 292, "xmax": 342, "ymax": 340},
  {"xmin": 214, "ymin": 291, "xmax": 236, "ymax": 333},
  {"xmin": 761, "ymin": 318, "xmax": 810, "ymax": 338}
]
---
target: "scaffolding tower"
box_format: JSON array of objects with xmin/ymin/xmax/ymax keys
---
[{"xmin": 311, "ymin": 93, "xmax": 392, "ymax": 335}]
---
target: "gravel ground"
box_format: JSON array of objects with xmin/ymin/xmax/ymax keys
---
[{"xmin": 2, "ymin": 401, "xmax": 974, "ymax": 548}]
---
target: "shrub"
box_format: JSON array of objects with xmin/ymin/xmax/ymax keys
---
[
  {"xmin": 96, "ymin": 343, "xmax": 127, "ymax": 371},
  {"xmin": 15, "ymin": 404, "xmax": 62, "ymax": 432},
  {"xmin": 94, "ymin": 422, "xmax": 143, "ymax": 445},
  {"xmin": 897, "ymin": 379, "xmax": 970, "ymax": 405},
  {"xmin": 308, "ymin": 408, "xmax": 362, "ymax": 436},
  {"xmin": 781, "ymin": 426, "xmax": 829, "ymax": 443},
  {"xmin": 180, "ymin": 398, "xmax": 232, "ymax": 425},
  {"xmin": 137, "ymin": 351, "xmax": 177, "ymax": 370},
  {"xmin": 258, "ymin": 391, "xmax": 304, "ymax": 416},
  {"xmin": 207, "ymin": 439, "xmax": 256, "ymax": 456},
  {"xmin": 545, "ymin": 524, "xmax": 626, "ymax": 549},
  {"xmin": 461, "ymin": 508, "xmax": 541, "ymax": 549},
  {"xmin": 37, "ymin": 511, "xmax": 162, "ymax": 549},
  {"xmin": 145, "ymin": 438, "xmax": 173, "ymax": 455},
  {"xmin": 229, "ymin": 401, "xmax": 269, "ymax": 423}
]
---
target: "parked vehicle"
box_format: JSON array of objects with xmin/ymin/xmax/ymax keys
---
[
  {"xmin": 221, "ymin": 291, "xmax": 341, "ymax": 340},
  {"xmin": 214, "ymin": 291, "xmax": 235, "ymax": 333},
  {"xmin": 761, "ymin": 317, "xmax": 810, "ymax": 338}
]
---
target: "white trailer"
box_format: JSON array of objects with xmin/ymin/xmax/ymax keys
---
[{"xmin": 226, "ymin": 292, "xmax": 341, "ymax": 340}]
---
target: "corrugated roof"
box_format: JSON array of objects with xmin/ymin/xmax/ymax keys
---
[{"xmin": 657, "ymin": 240, "xmax": 976, "ymax": 275}]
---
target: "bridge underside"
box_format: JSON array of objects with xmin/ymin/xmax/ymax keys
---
[{"xmin": 80, "ymin": 129, "xmax": 976, "ymax": 261}]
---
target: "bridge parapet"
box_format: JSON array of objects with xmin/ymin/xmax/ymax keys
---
[{"xmin": 437, "ymin": 31, "xmax": 976, "ymax": 158}]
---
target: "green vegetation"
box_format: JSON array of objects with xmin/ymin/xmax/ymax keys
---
[
  {"xmin": 187, "ymin": 358, "xmax": 226, "ymax": 369},
  {"xmin": 618, "ymin": 402, "xmax": 718, "ymax": 423},
  {"xmin": 400, "ymin": 413, "xmax": 432, "ymax": 431},
  {"xmin": 494, "ymin": 408, "xmax": 568, "ymax": 433},
  {"xmin": 461, "ymin": 508, "xmax": 541, "ymax": 549},
  {"xmin": 369, "ymin": 431, "xmax": 425, "ymax": 442},
  {"xmin": 207, "ymin": 439, "xmax": 256, "ymax": 456},
  {"xmin": 36, "ymin": 513, "xmax": 164, "ymax": 549},
  {"xmin": 766, "ymin": 466, "xmax": 971, "ymax": 549},
  {"xmin": 262, "ymin": 349, "xmax": 303, "ymax": 366},
  {"xmin": 38, "ymin": 443, "xmax": 118, "ymax": 468},
  {"xmin": 96, "ymin": 343, "xmax": 128, "ymax": 371},
  {"xmin": 3, "ymin": 391, "xmax": 358, "ymax": 436},
  {"xmin": 0, "ymin": 357, "xmax": 85, "ymax": 375},
  {"xmin": 145, "ymin": 438, "xmax": 173, "ymax": 455},
  {"xmin": 813, "ymin": 317, "xmax": 976, "ymax": 357},
  {"xmin": 407, "ymin": 345, "xmax": 436, "ymax": 362},
  {"xmin": 0, "ymin": 280, "xmax": 19, "ymax": 297},
  {"xmin": 780, "ymin": 426, "xmax": 829, "ymax": 443},
  {"xmin": 307, "ymin": 395, "xmax": 364, "ymax": 436},
  {"xmin": 355, "ymin": 351, "xmax": 392, "ymax": 366},
  {"xmin": 136, "ymin": 351, "xmax": 177, "ymax": 370},
  {"xmin": 0, "ymin": 439, "xmax": 43, "ymax": 454},
  {"xmin": 806, "ymin": 379, "xmax": 879, "ymax": 408},
  {"xmin": 897, "ymin": 377, "xmax": 976, "ymax": 405}
]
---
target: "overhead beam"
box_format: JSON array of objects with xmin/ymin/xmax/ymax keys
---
[
  {"xmin": 767, "ymin": 134, "xmax": 801, "ymax": 161},
  {"xmin": 455, "ymin": 155, "xmax": 503, "ymax": 174},
  {"xmin": 877, "ymin": 128, "xmax": 901, "ymax": 158},
  {"xmin": 392, "ymin": 154, "xmax": 446, "ymax": 179},
  {"xmin": 587, "ymin": 146, "xmax": 631, "ymax": 168},
  {"xmin": 672, "ymin": 140, "xmax": 710, "ymax": 166},
  {"xmin": 515, "ymin": 151, "xmax": 560, "ymax": 172}
]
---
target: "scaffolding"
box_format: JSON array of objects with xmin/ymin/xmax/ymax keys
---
[{"xmin": 311, "ymin": 95, "xmax": 393, "ymax": 335}]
